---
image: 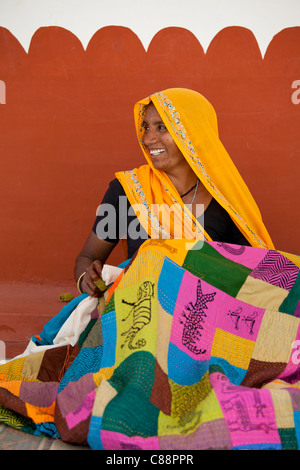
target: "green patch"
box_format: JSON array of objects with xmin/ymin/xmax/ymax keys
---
[
  {"xmin": 183, "ymin": 242, "xmax": 251, "ymax": 297},
  {"xmin": 278, "ymin": 427, "xmax": 298, "ymax": 450},
  {"xmin": 279, "ymin": 271, "xmax": 300, "ymax": 315},
  {"xmin": 103, "ymin": 351, "xmax": 159, "ymax": 437},
  {"xmin": 79, "ymin": 318, "xmax": 102, "ymax": 350},
  {"xmin": 104, "ymin": 293, "xmax": 115, "ymax": 315}
]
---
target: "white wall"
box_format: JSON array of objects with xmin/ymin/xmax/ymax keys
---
[{"xmin": 0, "ymin": 0, "xmax": 299, "ymax": 56}]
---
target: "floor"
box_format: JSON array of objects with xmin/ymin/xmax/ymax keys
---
[{"xmin": 0, "ymin": 281, "xmax": 79, "ymax": 360}]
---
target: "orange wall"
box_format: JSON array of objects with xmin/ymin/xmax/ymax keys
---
[{"xmin": 0, "ymin": 25, "xmax": 300, "ymax": 284}]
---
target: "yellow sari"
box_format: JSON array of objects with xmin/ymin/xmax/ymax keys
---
[{"xmin": 116, "ymin": 88, "xmax": 274, "ymax": 249}]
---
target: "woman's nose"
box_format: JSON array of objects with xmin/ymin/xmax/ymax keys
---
[{"xmin": 143, "ymin": 128, "xmax": 158, "ymax": 147}]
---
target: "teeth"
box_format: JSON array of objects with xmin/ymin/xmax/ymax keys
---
[{"xmin": 150, "ymin": 149, "xmax": 165, "ymax": 156}]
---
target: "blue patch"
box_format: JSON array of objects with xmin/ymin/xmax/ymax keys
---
[
  {"xmin": 88, "ymin": 416, "xmax": 104, "ymax": 450},
  {"xmin": 158, "ymin": 258, "xmax": 184, "ymax": 315},
  {"xmin": 101, "ymin": 309, "xmax": 117, "ymax": 368},
  {"xmin": 35, "ymin": 422, "xmax": 60, "ymax": 439},
  {"xmin": 233, "ymin": 443, "xmax": 282, "ymax": 450},
  {"xmin": 58, "ymin": 346, "xmax": 103, "ymax": 392},
  {"xmin": 168, "ymin": 342, "xmax": 209, "ymax": 385},
  {"xmin": 209, "ymin": 356, "xmax": 247, "ymax": 385},
  {"xmin": 32, "ymin": 294, "xmax": 88, "ymax": 345},
  {"xmin": 294, "ymin": 410, "xmax": 300, "ymax": 449}
]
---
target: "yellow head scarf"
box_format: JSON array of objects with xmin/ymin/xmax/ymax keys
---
[{"xmin": 116, "ymin": 88, "xmax": 274, "ymax": 249}]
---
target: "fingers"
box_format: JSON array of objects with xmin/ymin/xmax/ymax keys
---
[
  {"xmin": 81, "ymin": 275, "xmax": 99, "ymax": 297},
  {"xmin": 92, "ymin": 259, "xmax": 103, "ymax": 277},
  {"xmin": 81, "ymin": 260, "xmax": 104, "ymax": 297}
]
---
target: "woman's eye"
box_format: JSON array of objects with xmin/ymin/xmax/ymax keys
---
[{"xmin": 141, "ymin": 123, "xmax": 166, "ymax": 132}]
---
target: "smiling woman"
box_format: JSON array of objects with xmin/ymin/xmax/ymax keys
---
[{"xmin": 74, "ymin": 87, "xmax": 273, "ymax": 297}]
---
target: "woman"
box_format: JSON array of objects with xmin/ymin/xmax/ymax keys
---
[
  {"xmin": 1, "ymin": 90, "xmax": 300, "ymax": 450},
  {"xmin": 75, "ymin": 88, "xmax": 274, "ymax": 297}
]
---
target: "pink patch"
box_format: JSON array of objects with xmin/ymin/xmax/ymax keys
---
[
  {"xmin": 171, "ymin": 271, "xmax": 265, "ymax": 361},
  {"xmin": 210, "ymin": 372, "xmax": 281, "ymax": 447},
  {"xmin": 65, "ymin": 390, "xmax": 95, "ymax": 430},
  {"xmin": 101, "ymin": 430, "xmax": 159, "ymax": 450},
  {"xmin": 278, "ymin": 322, "xmax": 300, "ymax": 382},
  {"xmin": 207, "ymin": 241, "xmax": 267, "ymax": 270}
]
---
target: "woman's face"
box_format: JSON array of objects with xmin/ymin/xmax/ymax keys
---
[{"xmin": 142, "ymin": 103, "xmax": 187, "ymax": 174}]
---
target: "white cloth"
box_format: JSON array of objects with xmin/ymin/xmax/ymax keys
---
[
  {"xmin": 101, "ymin": 264, "xmax": 123, "ymax": 286},
  {"xmin": 0, "ymin": 264, "xmax": 123, "ymax": 364}
]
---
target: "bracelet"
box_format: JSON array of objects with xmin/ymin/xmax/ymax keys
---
[{"xmin": 77, "ymin": 272, "xmax": 86, "ymax": 294}]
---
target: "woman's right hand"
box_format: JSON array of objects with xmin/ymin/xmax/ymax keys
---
[{"xmin": 80, "ymin": 259, "xmax": 104, "ymax": 297}]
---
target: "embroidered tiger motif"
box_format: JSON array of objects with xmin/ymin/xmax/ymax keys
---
[{"xmin": 121, "ymin": 281, "xmax": 155, "ymax": 350}]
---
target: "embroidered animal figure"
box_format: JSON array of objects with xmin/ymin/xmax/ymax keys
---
[
  {"xmin": 180, "ymin": 280, "xmax": 216, "ymax": 355},
  {"xmin": 121, "ymin": 281, "xmax": 155, "ymax": 350},
  {"xmin": 221, "ymin": 393, "xmax": 274, "ymax": 434}
]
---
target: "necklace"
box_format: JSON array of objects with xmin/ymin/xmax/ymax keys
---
[
  {"xmin": 186, "ymin": 180, "xmax": 199, "ymax": 209},
  {"xmin": 180, "ymin": 180, "xmax": 199, "ymax": 198}
]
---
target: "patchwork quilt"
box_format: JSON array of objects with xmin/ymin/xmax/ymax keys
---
[{"xmin": 1, "ymin": 239, "xmax": 300, "ymax": 450}]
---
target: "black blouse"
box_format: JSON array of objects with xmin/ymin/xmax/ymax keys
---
[{"xmin": 92, "ymin": 178, "xmax": 250, "ymax": 258}]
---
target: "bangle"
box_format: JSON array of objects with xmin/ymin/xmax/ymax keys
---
[{"xmin": 77, "ymin": 272, "xmax": 86, "ymax": 294}]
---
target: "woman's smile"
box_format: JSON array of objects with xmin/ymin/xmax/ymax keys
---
[{"xmin": 149, "ymin": 148, "xmax": 166, "ymax": 156}]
